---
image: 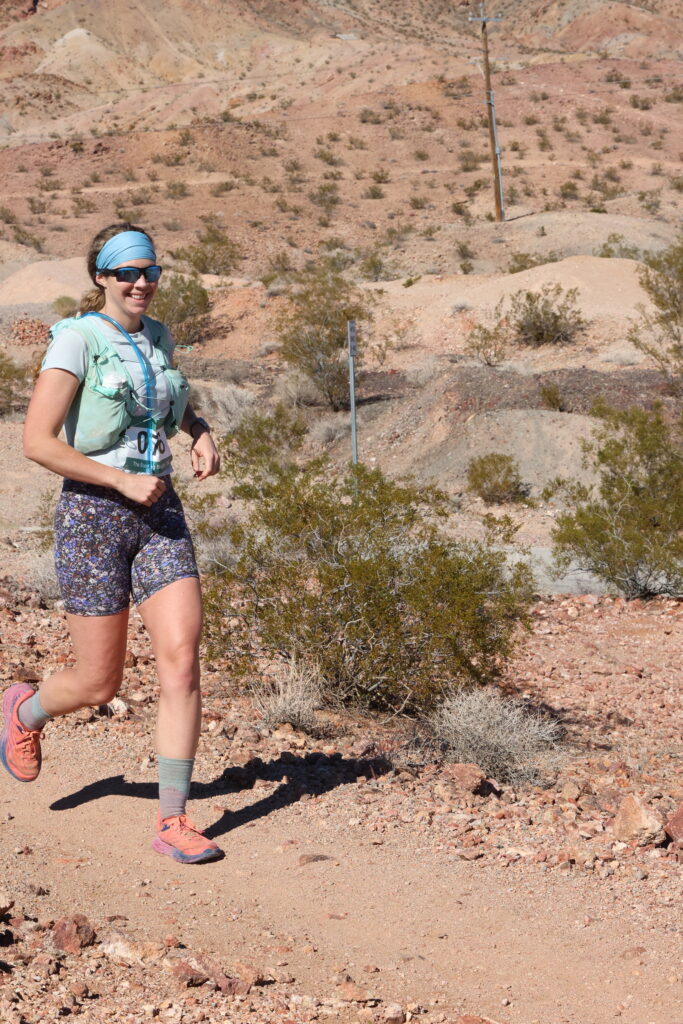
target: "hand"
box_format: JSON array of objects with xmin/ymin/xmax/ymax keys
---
[
  {"xmin": 116, "ymin": 473, "xmax": 167, "ymax": 506},
  {"xmin": 191, "ymin": 431, "xmax": 220, "ymax": 480}
]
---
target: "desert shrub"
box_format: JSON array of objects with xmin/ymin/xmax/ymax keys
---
[
  {"xmin": 150, "ymin": 272, "xmax": 211, "ymax": 347},
  {"xmin": 202, "ymin": 408, "xmax": 533, "ymax": 714},
  {"xmin": 0, "ymin": 351, "xmax": 24, "ymax": 416},
  {"xmin": 628, "ymin": 234, "xmax": 683, "ymax": 389},
  {"xmin": 508, "ymin": 284, "xmax": 585, "ymax": 347},
  {"xmin": 250, "ymin": 659, "xmax": 322, "ymax": 732},
  {"xmin": 52, "ymin": 295, "xmax": 78, "ymax": 319},
  {"xmin": 539, "ymin": 381, "xmax": 568, "ymax": 411},
  {"xmin": 464, "ymin": 300, "xmax": 507, "ymax": 366},
  {"xmin": 174, "ymin": 216, "xmax": 242, "ymax": 275},
  {"xmin": 467, "ymin": 453, "xmax": 525, "ymax": 504},
  {"xmin": 308, "ymin": 182, "xmax": 340, "ymax": 216},
  {"xmin": 429, "ymin": 687, "xmax": 563, "ymax": 785},
  {"xmin": 593, "ymin": 233, "xmax": 641, "ymax": 259},
  {"xmin": 274, "ymin": 259, "xmax": 373, "ymax": 409},
  {"xmin": 549, "ymin": 403, "xmax": 683, "ymax": 597}
]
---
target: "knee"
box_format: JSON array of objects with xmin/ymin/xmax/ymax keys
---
[
  {"xmin": 157, "ymin": 640, "xmax": 200, "ymax": 694},
  {"xmin": 77, "ymin": 669, "xmax": 123, "ymax": 707}
]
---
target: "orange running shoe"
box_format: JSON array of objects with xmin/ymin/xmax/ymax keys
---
[
  {"xmin": 152, "ymin": 812, "xmax": 223, "ymax": 864},
  {"xmin": 0, "ymin": 683, "xmax": 42, "ymax": 783}
]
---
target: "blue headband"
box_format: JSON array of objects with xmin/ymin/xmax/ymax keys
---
[{"xmin": 96, "ymin": 231, "xmax": 156, "ymax": 270}]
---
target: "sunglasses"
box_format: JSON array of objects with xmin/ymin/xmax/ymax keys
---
[{"xmin": 100, "ymin": 265, "xmax": 163, "ymax": 284}]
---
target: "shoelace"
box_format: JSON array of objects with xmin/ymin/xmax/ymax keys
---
[
  {"xmin": 167, "ymin": 815, "xmax": 204, "ymax": 837},
  {"xmin": 16, "ymin": 725, "xmax": 40, "ymax": 765}
]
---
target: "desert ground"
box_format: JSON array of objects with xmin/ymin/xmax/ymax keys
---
[{"xmin": 0, "ymin": 1, "xmax": 681, "ymax": 1022}]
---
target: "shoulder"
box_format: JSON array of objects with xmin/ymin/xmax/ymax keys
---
[{"xmin": 42, "ymin": 319, "xmax": 91, "ymax": 379}]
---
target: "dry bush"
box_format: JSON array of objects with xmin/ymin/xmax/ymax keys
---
[
  {"xmin": 273, "ymin": 368, "xmax": 321, "ymax": 408},
  {"xmin": 187, "ymin": 381, "xmax": 253, "ymax": 435},
  {"xmin": 250, "ymin": 659, "xmax": 322, "ymax": 732},
  {"xmin": 309, "ymin": 413, "xmax": 350, "ymax": 446},
  {"xmin": 21, "ymin": 549, "xmax": 61, "ymax": 605},
  {"xmin": 429, "ymin": 686, "xmax": 563, "ymax": 785}
]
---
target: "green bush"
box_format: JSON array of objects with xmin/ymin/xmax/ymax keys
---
[
  {"xmin": 549, "ymin": 403, "xmax": 683, "ymax": 597},
  {"xmin": 628, "ymin": 234, "xmax": 683, "ymax": 389},
  {"xmin": 150, "ymin": 272, "xmax": 211, "ymax": 347},
  {"xmin": 174, "ymin": 216, "xmax": 242, "ymax": 275},
  {"xmin": 52, "ymin": 295, "xmax": 78, "ymax": 319},
  {"xmin": 274, "ymin": 258, "xmax": 373, "ymax": 409},
  {"xmin": 203, "ymin": 409, "xmax": 533, "ymax": 714},
  {"xmin": 467, "ymin": 452, "xmax": 526, "ymax": 504},
  {"xmin": 507, "ymin": 284, "xmax": 585, "ymax": 347}
]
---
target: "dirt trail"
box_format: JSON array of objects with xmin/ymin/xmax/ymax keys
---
[{"xmin": 1, "ymin": 729, "xmax": 680, "ymax": 1024}]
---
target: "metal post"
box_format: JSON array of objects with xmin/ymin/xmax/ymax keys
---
[
  {"xmin": 469, "ymin": 2, "xmax": 505, "ymax": 222},
  {"xmin": 347, "ymin": 319, "xmax": 358, "ymax": 466}
]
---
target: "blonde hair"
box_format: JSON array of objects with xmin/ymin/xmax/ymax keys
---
[{"xmin": 78, "ymin": 221, "xmax": 155, "ymax": 314}]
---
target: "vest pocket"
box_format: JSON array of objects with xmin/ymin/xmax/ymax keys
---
[
  {"xmin": 162, "ymin": 367, "xmax": 190, "ymax": 437},
  {"xmin": 73, "ymin": 379, "xmax": 135, "ymax": 454}
]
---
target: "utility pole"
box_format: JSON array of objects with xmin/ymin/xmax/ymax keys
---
[{"xmin": 469, "ymin": 2, "xmax": 505, "ymax": 222}]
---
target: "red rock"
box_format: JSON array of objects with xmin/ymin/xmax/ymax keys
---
[
  {"xmin": 612, "ymin": 795, "xmax": 666, "ymax": 846},
  {"xmin": 171, "ymin": 960, "xmax": 209, "ymax": 987},
  {"xmin": 664, "ymin": 801, "xmax": 683, "ymax": 841},
  {"xmin": 52, "ymin": 914, "xmax": 96, "ymax": 954},
  {"xmin": 441, "ymin": 763, "xmax": 486, "ymax": 794}
]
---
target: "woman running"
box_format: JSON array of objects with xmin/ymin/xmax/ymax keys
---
[{"xmin": 1, "ymin": 222, "xmax": 223, "ymax": 864}]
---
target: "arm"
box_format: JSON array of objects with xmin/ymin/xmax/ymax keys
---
[
  {"xmin": 181, "ymin": 404, "xmax": 220, "ymax": 481},
  {"xmin": 23, "ymin": 369, "xmax": 166, "ymax": 506}
]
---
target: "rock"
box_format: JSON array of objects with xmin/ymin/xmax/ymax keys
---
[
  {"xmin": 0, "ymin": 890, "xmax": 14, "ymax": 918},
  {"xmin": 384, "ymin": 1003, "xmax": 406, "ymax": 1022},
  {"xmin": 337, "ymin": 980, "xmax": 371, "ymax": 1002},
  {"xmin": 664, "ymin": 801, "xmax": 683, "ymax": 842},
  {"xmin": 440, "ymin": 763, "xmax": 486, "ymax": 795},
  {"xmin": 612, "ymin": 795, "xmax": 666, "ymax": 846},
  {"xmin": 171, "ymin": 960, "xmax": 209, "ymax": 987},
  {"xmin": 52, "ymin": 914, "xmax": 96, "ymax": 954}
]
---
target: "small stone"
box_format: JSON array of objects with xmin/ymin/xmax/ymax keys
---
[
  {"xmin": 337, "ymin": 980, "xmax": 370, "ymax": 1003},
  {"xmin": 52, "ymin": 914, "xmax": 96, "ymax": 954},
  {"xmin": 171, "ymin": 960, "xmax": 209, "ymax": 987},
  {"xmin": 612, "ymin": 795, "xmax": 666, "ymax": 846},
  {"xmin": 384, "ymin": 1003, "xmax": 406, "ymax": 1023}
]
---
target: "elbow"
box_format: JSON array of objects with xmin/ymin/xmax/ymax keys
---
[{"xmin": 23, "ymin": 429, "xmax": 43, "ymax": 465}]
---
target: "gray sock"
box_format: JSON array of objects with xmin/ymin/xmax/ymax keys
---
[
  {"xmin": 158, "ymin": 756, "xmax": 194, "ymax": 821},
  {"xmin": 18, "ymin": 692, "xmax": 53, "ymax": 732}
]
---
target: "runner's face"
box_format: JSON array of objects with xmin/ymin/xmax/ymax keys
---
[{"xmin": 96, "ymin": 258, "xmax": 159, "ymax": 329}]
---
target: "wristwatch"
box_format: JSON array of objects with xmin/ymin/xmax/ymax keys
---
[{"xmin": 189, "ymin": 416, "xmax": 211, "ymax": 441}]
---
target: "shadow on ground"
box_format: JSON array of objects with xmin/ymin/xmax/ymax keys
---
[{"xmin": 49, "ymin": 752, "xmax": 392, "ymax": 839}]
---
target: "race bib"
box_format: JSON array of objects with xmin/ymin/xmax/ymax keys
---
[{"xmin": 122, "ymin": 424, "xmax": 172, "ymax": 475}]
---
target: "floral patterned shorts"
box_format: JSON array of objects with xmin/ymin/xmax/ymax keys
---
[{"xmin": 54, "ymin": 480, "xmax": 199, "ymax": 616}]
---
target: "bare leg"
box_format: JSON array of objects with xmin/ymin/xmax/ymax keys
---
[
  {"xmin": 38, "ymin": 609, "xmax": 130, "ymax": 717},
  {"xmin": 137, "ymin": 577, "xmax": 203, "ymax": 759}
]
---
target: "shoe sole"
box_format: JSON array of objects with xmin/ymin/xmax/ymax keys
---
[
  {"xmin": 0, "ymin": 684, "xmax": 39, "ymax": 783},
  {"xmin": 151, "ymin": 836, "xmax": 223, "ymax": 864}
]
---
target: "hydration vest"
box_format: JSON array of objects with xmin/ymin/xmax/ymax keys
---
[{"xmin": 48, "ymin": 313, "xmax": 191, "ymax": 455}]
